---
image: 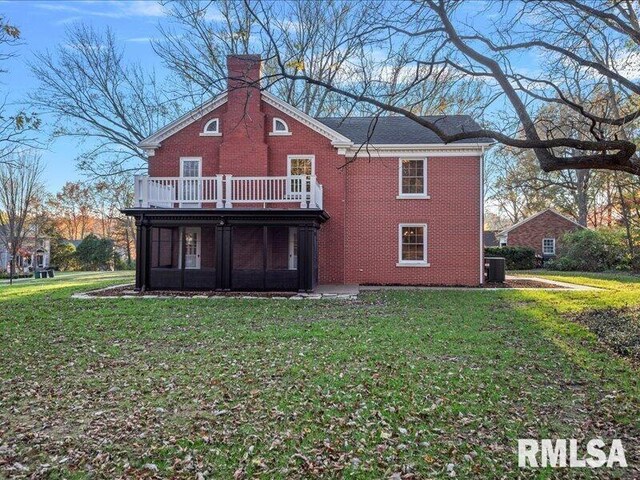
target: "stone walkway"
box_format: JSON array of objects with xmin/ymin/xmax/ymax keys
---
[
  {"xmin": 71, "ymin": 276, "xmax": 599, "ymax": 300},
  {"xmin": 504, "ymin": 275, "xmax": 601, "ymax": 291},
  {"xmin": 72, "ymin": 284, "xmax": 359, "ymax": 300}
]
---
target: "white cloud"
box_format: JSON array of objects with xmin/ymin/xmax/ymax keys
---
[
  {"xmin": 34, "ymin": 1, "xmax": 167, "ymax": 19},
  {"xmin": 126, "ymin": 37, "xmax": 158, "ymax": 43}
]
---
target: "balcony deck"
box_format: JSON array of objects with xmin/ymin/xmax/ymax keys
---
[{"xmin": 134, "ymin": 175, "xmax": 323, "ymax": 210}]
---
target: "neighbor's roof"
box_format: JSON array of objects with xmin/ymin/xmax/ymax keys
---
[
  {"xmin": 316, "ymin": 115, "xmax": 494, "ymax": 145},
  {"xmin": 499, "ymin": 208, "xmax": 586, "ymax": 235},
  {"xmin": 483, "ymin": 230, "xmax": 499, "ymax": 247}
]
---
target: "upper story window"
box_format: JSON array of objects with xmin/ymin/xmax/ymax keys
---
[
  {"xmin": 200, "ymin": 118, "xmax": 221, "ymax": 136},
  {"xmin": 542, "ymin": 238, "xmax": 556, "ymax": 255},
  {"xmin": 287, "ymin": 155, "xmax": 314, "ymax": 177},
  {"xmin": 270, "ymin": 117, "xmax": 292, "ymax": 136},
  {"xmin": 398, "ymin": 158, "xmax": 429, "ymax": 199}
]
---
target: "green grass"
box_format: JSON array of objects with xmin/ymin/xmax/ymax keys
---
[{"xmin": 0, "ymin": 272, "xmax": 638, "ymax": 478}]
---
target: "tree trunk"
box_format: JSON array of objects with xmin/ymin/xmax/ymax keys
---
[
  {"xmin": 9, "ymin": 251, "xmax": 15, "ymax": 285},
  {"xmin": 615, "ymin": 174, "xmax": 635, "ymax": 260},
  {"xmin": 575, "ymin": 170, "xmax": 589, "ymax": 227}
]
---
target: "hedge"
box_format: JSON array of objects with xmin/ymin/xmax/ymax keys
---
[
  {"xmin": 0, "ymin": 272, "xmax": 33, "ymax": 279},
  {"xmin": 484, "ymin": 246, "xmax": 536, "ymax": 270}
]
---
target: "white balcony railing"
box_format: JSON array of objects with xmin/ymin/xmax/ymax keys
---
[{"xmin": 134, "ymin": 174, "xmax": 323, "ymax": 209}]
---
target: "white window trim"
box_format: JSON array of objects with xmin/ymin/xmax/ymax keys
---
[
  {"xmin": 287, "ymin": 155, "xmax": 315, "ymax": 176},
  {"xmin": 397, "ymin": 223, "xmax": 430, "ymax": 267},
  {"xmin": 180, "ymin": 157, "xmax": 202, "ymax": 177},
  {"xmin": 542, "ymin": 237, "xmax": 556, "ymax": 255},
  {"xmin": 200, "ymin": 118, "xmax": 221, "ymax": 136},
  {"xmin": 179, "ymin": 157, "xmax": 202, "ymax": 208},
  {"xmin": 269, "ymin": 117, "xmax": 292, "ymax": 136},
  {"xmin": 178, "ymin": 227, "xmax": 202, "ymax": 269},
  {"xmin": 397, "ymin": 158, "xmax": 430, "ymax": 199}
]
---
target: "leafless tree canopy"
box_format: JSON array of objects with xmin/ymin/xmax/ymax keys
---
[
  {"xmin": 245, "ymin": 0, "xmax": 640, "ymax": 175},
  {"xmin": 0, "ymin": 151, "xmax": 44, "ymax": 283},
  {"xmin": 30, "ymin": 24, "xmax": 180, "ymax": 177},
  {"xmin": 0, "ymin": 15, "xmax": 39, "ymax": 163},
  {"xmin": 154, "ymin": 0, "xmax": 486, "ymax": 117}
]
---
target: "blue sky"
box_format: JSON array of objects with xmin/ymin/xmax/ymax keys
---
[
  {"xmin": 1, "ymin": 1, "xmax": 167, "ymax": 192},
  {"xmin": 0, "ymin": 1, "xmax": 539, "ymax": 194}
]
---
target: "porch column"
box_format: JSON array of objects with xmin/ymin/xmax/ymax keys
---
[
  {"xmin": 134, "ymin": 221, "xmax": 142, "ymax": 290},
  {"xmin": 138, "ymin": 218, "xmax": 152, "ymax": 291},
  {"xmin": 297, "ymin": 225, "xmax": 316, "ymax": 292},
  {"xmin": 215, "ymin": 223, "xmax": 232, "ymax": 290}
]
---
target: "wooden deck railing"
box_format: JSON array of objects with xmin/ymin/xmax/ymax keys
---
[{"xmin": 134, "ymin": 174, "xmax": 323, "ymax": 209}]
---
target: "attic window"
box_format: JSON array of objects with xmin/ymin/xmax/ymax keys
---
[
  {"xmin": 270, "ymin": 117, "xmax": 291, "ymax": 136},
  {"xmin": 200, "ymin": 118, "xmax": 221, "ymax": 136}
]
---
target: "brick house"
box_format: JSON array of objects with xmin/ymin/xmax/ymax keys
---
[
  {"xmin": 123, "ymin": 55, "xmax": 491, "ymax": 291},
  {"xmin": 497, "ymin": 209, "xmax": 586, "ymax": 260}
]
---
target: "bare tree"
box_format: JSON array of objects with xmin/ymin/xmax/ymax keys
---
[
  {"xmin": 30, "ymin": 24, "xmax": 179, "ymax": 177},
  {"xmin": 155, "ymin": 0, "xmax": 378, "ymax": 116},
  {"xmin": 246, "ymin": 0, "xmax": 640, "ymax": 175},
  {"xmin": 0, "ymin": 151, "xmax": 44, "ymax": 284},
  {"xmin": 0, "ymin": 15, "xmax": 40, "ymax": 163},
  {"xmin": 47, "ymin": 182, "xmax": 94, "ymax": 241}
]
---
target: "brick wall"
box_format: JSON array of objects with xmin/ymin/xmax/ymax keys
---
[
  {"xmin": 344, "ymin": 156, "xmax": 482, "ymax": 285},
  {"xmin": 506, "ymin": 210, "xmax": 583, "ymax": 256},
  {"xmin": 148, "ymin": 81, "xmax": 482, "ymax": 286}
]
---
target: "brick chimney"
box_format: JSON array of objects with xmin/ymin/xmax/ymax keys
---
[{"xmin": 220, "ymin": 54, "xmax": 268, "ymax": 176}]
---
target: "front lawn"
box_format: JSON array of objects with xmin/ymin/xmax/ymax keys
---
[{"xmin": 1, "ymin": 272, "xmax": 638, "ymax": 478}]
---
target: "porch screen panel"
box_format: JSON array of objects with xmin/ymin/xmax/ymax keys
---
[
  {"xmin": 232, "ymin": 226, "xmax": 263, "ymax": 270},
  {"xmin": 151, "ymin": 227, "xmax": 177, "ymax": 268},
  {"xmin": 266, "ymin": 227, "xmax": 290, "ymax": 270}
]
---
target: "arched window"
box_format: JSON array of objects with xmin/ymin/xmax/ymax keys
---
[
  {"xmin": 200, "ymin": 118, "xmax": 221, "ymax": 136},
  {"xmin": 270, "ymin": 117, "xmax": 291, "ymax": 136}
]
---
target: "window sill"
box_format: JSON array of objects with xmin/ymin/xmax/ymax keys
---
[
  {"xmin": 396, "ymin": 262, "xmax": 430, "ymax": 267},
  {"xmin": 199, "ymin": 132, "xmax": 222, "ymax": 137},
  {"xmin": 396, "ymin": 194, "xmax": 430, "ymax": 200},
  {"xmin": 269, "ymin": 131, "xmax": 292, "ymax": 136}
]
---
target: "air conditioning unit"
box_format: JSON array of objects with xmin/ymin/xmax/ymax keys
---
[{"xmin": 484, "ymin": 256, "xmax": 506, "ymax": 283}]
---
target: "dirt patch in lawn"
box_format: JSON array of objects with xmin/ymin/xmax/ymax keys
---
[
  {"xmin": 87, "ymin": 285, "xmax": 298, "ymax": 298},
  {"xmin": 569, "ymin": 307, "xmax": 640, "ymax": 363}
]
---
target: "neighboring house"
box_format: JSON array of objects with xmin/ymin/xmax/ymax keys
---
[
  {"xmin": 0, "ymin": 226, "xmax": 51, "ymax": 273},
  {"xmin": 497, "ymin": 209, "xmax": 586, "ymax": 259},
  {"xmin": 122, "ymin": 55, "xmax": 492, "ymax": 292}
]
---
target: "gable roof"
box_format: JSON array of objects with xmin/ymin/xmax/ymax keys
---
[
  {"xmin": 317, "ymin": 115, "xmax": 493, "ymax": 145},
  {"xmin": 138, "ymin": 91, "xmax": 352, "ymax": 152},
  {"xmin": 138, "ymin": 90, "xmax": 494, "ymax": 156},
  {"xmin": 499, "ymin": 209, "xmax": 586, "ymax": 236},
  {"xmin": 139, "ymin": 93, "xmax": 229, "ymax": 150},
  {"xmin": 483, "ymin": 230, "xmax": 499, "ymax": 247}
]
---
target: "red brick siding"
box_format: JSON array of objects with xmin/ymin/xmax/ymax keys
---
[
  {"xmin": 262, "ymin": 103, "xmax": 347, "ymax": 284},
  {"xmin": 506, "ymin": 210, "xmax": 582, "ymax": 256},
  {"xmin": 147, "ymin": 95, "xmax": 482, "ymax": 286},
  {"xmin": 344, "ymin": 157, "xmax": 482, "ymax": 285}
]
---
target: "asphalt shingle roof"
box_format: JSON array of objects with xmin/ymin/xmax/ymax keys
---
[{"xmin": 316, "ymin": 115, "xmax": 493, "ymax": 145}]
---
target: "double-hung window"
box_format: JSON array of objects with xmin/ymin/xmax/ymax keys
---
[
  {"xmin": 397, "ymin": 224, "xmax": 429, "ymax": 267},
  {"xmin": 398, "ymin": 158, "xmax": 429, "ymax": 198},
  {"xmin": 542, "ymin": 238, "xmax": 556, "ymax": 255}
]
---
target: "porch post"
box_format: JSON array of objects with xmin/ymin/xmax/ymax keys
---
[
  {"xmin": 134, "ymin": 219, "xmax": 142, "ymax": 290},
  {"xmin": 139, "ymin": 219, "xmax": 151, "ymax": 292},
  {"xmin": 180, "ymin": 226, "xmax": 186, "ymax": 290},
  {"xmin": 215, "ymin": 222, "xmax": 232, "ymax": 290},
  {"xmin": 297, "ymin": 225, "xmax": 315, "ymax": 292}
]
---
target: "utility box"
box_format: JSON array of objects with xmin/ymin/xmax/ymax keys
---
[{"xmin": 485, "ymin": 257, "xmax": 506, "ymax": 283}]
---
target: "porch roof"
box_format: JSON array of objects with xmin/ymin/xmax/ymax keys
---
[{"xmin": 121, "ymin": 208, "xmax": 330, "ymax": 225}]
